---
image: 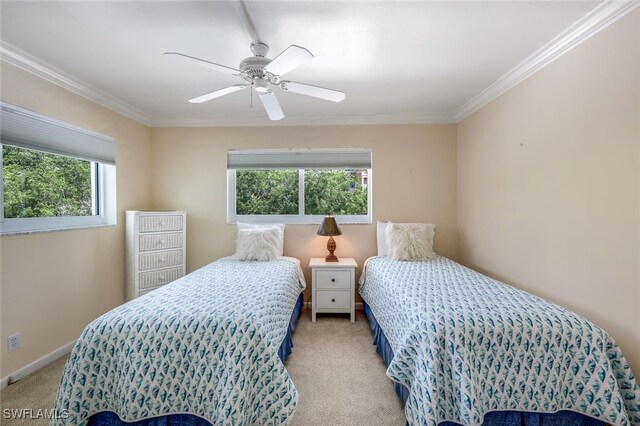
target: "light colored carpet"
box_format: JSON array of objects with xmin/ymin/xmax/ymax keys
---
[
  {"xmin": 1, "ymin": 309, "xmax": 405, "ymax": 425},
  {"xmin": 287, "ymin": 311, "xmax": 405, "ymax": 425},
  {"xmin": 0, "ymin": 355, "xmax": 68, "ymax": 425}
]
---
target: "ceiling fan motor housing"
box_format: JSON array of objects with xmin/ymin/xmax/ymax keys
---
[{"xmin": 239, "ymin": 54, "xmax": 279, "ymax": 87}]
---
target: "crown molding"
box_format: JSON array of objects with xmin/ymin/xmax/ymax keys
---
[
  {"xmin": 150, "ymin": 112, "xmax": 456, "ymax": 127},
  {"xmin": 0, "ymin": 41, "xmax": 153, "ymax": 126},
  {"xmin": 454, "ymin": 0, "xmax": 640, "ymax": 122}
]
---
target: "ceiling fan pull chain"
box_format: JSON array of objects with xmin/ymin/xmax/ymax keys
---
[{"xmin": 250, "ymin": 82, "xmax": 254, "ymax": 108}]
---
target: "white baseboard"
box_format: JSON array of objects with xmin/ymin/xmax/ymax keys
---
[{"xmin": 0, "ymin": 339, "xmax": 76, "ymax": 390}]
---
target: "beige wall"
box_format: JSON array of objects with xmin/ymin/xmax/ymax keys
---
[
  {"xmin": 150, "ymin": 125, "xmax": 458, "ymax": 299},
  {"xmin": 457, "ymin": 10, "xmax": 640, "ymax": 377},
  {"xmin": 0, "ymin": 63, "xmax": 153, "ymax": 377}
]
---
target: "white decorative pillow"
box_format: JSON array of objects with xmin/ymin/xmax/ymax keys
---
[
  {"xmin": 236, "ymin": 222, "xmax": 285, "ymax": 256},
  {"xmin": 377, "ymin": 221, "xmax": 389, "ymax": 256},
  {"xmin": 386, "ymin": 222, "xmax": 436, "ymax": 261},
  {"xmin": 235, "ymin": 227, "xmax": 281, "ymax": 261}
]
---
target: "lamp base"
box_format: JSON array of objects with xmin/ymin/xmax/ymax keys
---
[
  {"xmin": 325, "ymin": 253, "xmax": 339, "ymax": 262},
  {"xmin": 325, "ymin": 235, "xmax": 339, "ymax": 262}
]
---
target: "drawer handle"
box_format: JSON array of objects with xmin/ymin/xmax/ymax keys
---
[
  {"xmin": 331, "ymin": 298, "xmax": 336, "ymax": 302},
  {"xmin": 158, "ymin": 240, "xmax": 165, "ymax": 245},
  {"xmin": 158, "ymin": 258, "xmax": 165, "ymax": 263},
  {"xmin": 158, "ymin": 222, "xmax": 165, "ymax": 227},
  {"xmin": 331, "ymin": 278, "xmax": 336, "ymax": 282},
  {"xmin": 159, "ymin": 275, "xmax": 166, "ymax": 281}
]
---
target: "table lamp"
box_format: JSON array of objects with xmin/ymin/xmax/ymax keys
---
[{"xmin": 317, "ymin": 214, "xmax": 342, "ymax": 262}]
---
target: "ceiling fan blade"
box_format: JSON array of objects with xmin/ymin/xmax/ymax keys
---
[
  {"xmin": 280, "ymin": 81, "xmax": 345, "ymax": 102},
  {"xmin": 188, "ymin": 84, "xmax": 249, "ymax": 104},
  {"xmin": 259, "ymin": 92, "xmax": 284, "ymax": 121},
  {"xmin": 264, "ymin": 45, "xmax": 313, "ymax": 76},
  {"xmin": 164, "ymin": 52, "xmax": 240, "ymax": 76}
]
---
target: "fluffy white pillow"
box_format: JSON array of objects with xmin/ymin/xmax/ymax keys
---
[
  {"xmin": 386, "ymin": 222, "xmax": 436, "ymax": 261},
  {"xmin": 235, "ymin": 227, "xmax": 281, "ymax": 261},
  {"xmin": 236, "ymin": 222, "xmax": 285, "ymax": 256},
  {"xmin": 377, "ymin": 221, "xmax": 389, "ymax": 256}
]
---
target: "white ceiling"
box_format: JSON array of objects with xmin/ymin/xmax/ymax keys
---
[{"xmin": 0, "ymin": 1, "xmax": 605, "ymax": 126}]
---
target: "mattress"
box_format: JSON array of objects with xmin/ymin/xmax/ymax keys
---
[{"xmin": 359, "ymin": 256, "xmax": 640, "ymax": 426}]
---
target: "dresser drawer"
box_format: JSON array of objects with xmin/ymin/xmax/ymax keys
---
[
  {"xmin": 139, "ymin": 233, "xmax": 183, "ymax": 252},
  {"xmin": 138, "ymin": 267, "xmax": 183, "ymax": 290},
  {"xmin": 139, "ymin": 249, "xmax": 183, "ymax": 271},
  {"xmin": 139, "ymin": 215, "xmax": 184, "ymax": 233},
  {"xmin": 315, "ymin": 269, "xmax": 352, "ymax": 290},
  {"xmin": 316, "ymin": 290, "xmax": 351, "ymax": 309},
  {"xmin": 138, "ymin": 288, "xmax": 159, "ymax": 297}
]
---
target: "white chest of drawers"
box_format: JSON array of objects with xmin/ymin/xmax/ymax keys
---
[
  {"xmin": 125, "ymin": 210, "xmax": 186, "ymax": 300},
  {"xmin": 310, "ymin": 257, "xmax": 357, "ymax": 322}
]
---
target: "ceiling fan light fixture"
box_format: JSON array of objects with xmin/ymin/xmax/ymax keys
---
[{"xmin": 253, "ymin": 79, "xmax": 270, "ymax": 93}]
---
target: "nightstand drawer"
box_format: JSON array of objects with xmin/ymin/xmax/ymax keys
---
[
  {"xmin": 316, "ymin": 290, "xmax": 350, "ymax": 309},
  {"xmin": 315, "ymin": 269, "xmax": 352, "ymax": 289}
]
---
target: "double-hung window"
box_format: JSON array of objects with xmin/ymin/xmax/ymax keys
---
[
  {"xmin": 0, "ymin": 102, "xmax": 116, "ymax": 235},
  {"xmin": 227, "ymin": 149, "xmax": 372, "ymax": 224}
]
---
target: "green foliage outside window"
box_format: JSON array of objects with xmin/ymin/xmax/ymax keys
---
[
  {"xmin": 236, "ymin": 169, "xmax": 299, "ymax": 215},
  {"xmin": 2, "ymin": 145, "xmax": 94, "ymax": 218},
  {"xmin": 235, "ymin": 169, "xmax": 368, "ymax": 216},
  {"xmin": 304, "ymin": 169, "xmax": 367, "ymax": 215}
]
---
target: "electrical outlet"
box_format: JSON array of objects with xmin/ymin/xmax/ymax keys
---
[{"xmin": 7, "ymin": 333, "xmax": 20, "ymax": 352}]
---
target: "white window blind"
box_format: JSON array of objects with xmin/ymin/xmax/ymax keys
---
[
  {"xmin": 227, "ymin": 148, "xmax": 371, "ymax": 169},
  {"xmin": 0, "ymin": 102, "xmax": 116, "ymax": 165}
]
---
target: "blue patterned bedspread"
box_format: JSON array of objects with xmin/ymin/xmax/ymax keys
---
[
  {"xmin": 54, "ymin": 258, "xmax": 306, "ymax": 426},
  {"xmin": 358, "ymin": 256, "xmax": 640, "ymax": 426}
]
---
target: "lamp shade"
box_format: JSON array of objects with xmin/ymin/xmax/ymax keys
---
[{"xmin": 317, "ymin": 215, "xmax": 342, "ymax": 236}]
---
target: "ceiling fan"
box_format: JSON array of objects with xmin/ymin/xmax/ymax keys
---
[{"xmin": 165, "ymin": 3, "xmax": 346, "ymax": 121}]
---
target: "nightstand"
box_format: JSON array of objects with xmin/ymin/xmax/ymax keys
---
[{"xmin": 310, "ymin": 257, "xmax": 358, "ymax": 322}]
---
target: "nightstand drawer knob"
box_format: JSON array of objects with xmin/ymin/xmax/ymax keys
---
[
  {"xmin": 331, "ymin": 298, "xmax": 336, "ymax": 302},
  {"xmin": 331, "ymin": 278, "xmax": 336, "ymax": 282}
]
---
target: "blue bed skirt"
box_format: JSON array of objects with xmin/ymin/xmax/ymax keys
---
[
  {"xmin": 87, "ymin": 294, "xmax": 304, "ymax": 426},
  {"xmin": 363, "ymin": 302, "xmax": 604, "ymax": 426}
]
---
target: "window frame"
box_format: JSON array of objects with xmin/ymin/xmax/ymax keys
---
[
  {"xmin": 0, "ymin": 102, "xmax": 117, "ymax": 236},
  {"xmin": 0, "ymin": 146, "xmax": 117, "ymax": 235},
  {"xmin": 227, "ymin": 168, "xmax": 372, "ymax": 225}
]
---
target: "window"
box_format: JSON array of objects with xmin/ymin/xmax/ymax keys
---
[
  {"xmin": 0, "ymin": 102, "xmax": 116, "ymax": 235},
  {"xmin": 228, "ymin": 149, "xmax": 372, "ymax": 224}
]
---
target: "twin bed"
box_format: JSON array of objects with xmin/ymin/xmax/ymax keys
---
[
  {"xmin": 359, "ymin": 255, "xmax": 640, "ymax": 426},
  {"xmin": 54, "ymin": 222, "xmax": 640, "ymax": 426},
  {"xmin": 54, "ymin": 257, "xmax": 305, "ymax": 425}
]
